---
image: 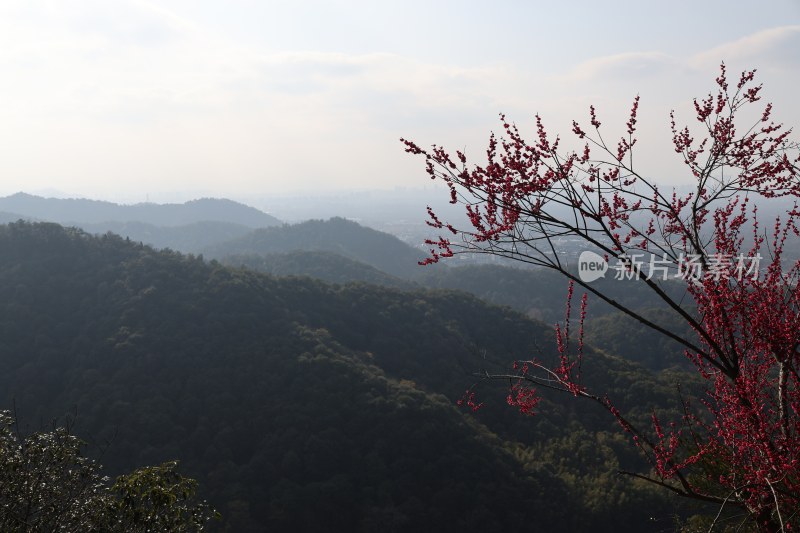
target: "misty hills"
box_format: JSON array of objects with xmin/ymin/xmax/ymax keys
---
[
  {"xmin": 0, "ymin": 212, "xmax": 25, "ymax": 224},
  {"xmin": 0, "ymin": 193, "xmax": 281, "ymax": 253},
  {"xmin": 77, "ymin": 220, "xmax": 255, "ymax": 254},
  {"xmin": 0, "ymin": 193, "xmax": 280, "ymax": 228},
  {"xmin": 0, "ymin": 221, "xmax": 693, "ymax": 531},
  {"xmin": 203, "ymin": 217, "xmax": 426, "ymax": 279}
]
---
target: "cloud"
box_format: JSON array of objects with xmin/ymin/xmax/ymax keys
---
[
  {"xmin": 551, "ymin": 25, "xmax": 800, "ymax": 89},
  {"xmin": 691, "ymin": 25, "xmax": 800, "ymax": 70},
  {"xmin": 228, "ymin": 50, "xmax": 524, "ymax": 129},
  {"xmin": 560, "ymin": 52, "xmax": 678, "ymax": 83}
]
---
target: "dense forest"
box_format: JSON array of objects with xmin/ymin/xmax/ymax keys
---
[{"xmin": 0, "ymin": 221, "xmax": 721, "ymax": 531}]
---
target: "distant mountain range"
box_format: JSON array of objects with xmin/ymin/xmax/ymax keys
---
[
  {"xmin": 0, "ymin": 193, "xmax": 281, "ymax": 253},
  {"xmin": 0, "ymin": 193, "xmax": 280, "ymax": 228}
]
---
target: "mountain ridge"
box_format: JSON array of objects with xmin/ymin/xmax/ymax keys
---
[
  {"xmin": 204, "ymin": 216, "xmax": 426, "ymax": 279},
  {"xmin": 0, "ymin": 192, "xmax": 280, "ymax": 228}
]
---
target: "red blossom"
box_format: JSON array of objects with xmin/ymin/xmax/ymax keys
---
[{"xmin": 457, "ymin": 390, "xmax": 484, "ymax": 412}]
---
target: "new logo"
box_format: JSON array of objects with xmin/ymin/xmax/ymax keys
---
[{"xmin": 577, "ymin": 251, "xmax": 608, "ymax": 282}]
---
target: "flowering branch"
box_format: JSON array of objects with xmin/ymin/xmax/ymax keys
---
[{"xmin": 406, "ymin": 64, "xmax": 800, "ymax": 530}]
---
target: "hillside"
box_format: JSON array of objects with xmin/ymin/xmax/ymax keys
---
[
  {"xmin": 221, "ymin": 250, "xmax": 413, "ymax": 288},
  {"xmin": 0, "ymin": 221, "xmax": 706, "ymax": 531},
  {"xmin": 78, "ymin": 220, "xmax": 254, "ymax": 254},
  {"xmin": 203, "ymin": 217, "xmax": 426, "ymax": 279}
]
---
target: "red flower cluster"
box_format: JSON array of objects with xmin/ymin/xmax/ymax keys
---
[{"xmin": 456, "ymin": 390, "xmax": 483, "ymax": 413}]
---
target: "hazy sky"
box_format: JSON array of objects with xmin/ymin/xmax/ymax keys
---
[{"xmin": 0, "ymin": 1, "xmax": 798, "ymax": 202}]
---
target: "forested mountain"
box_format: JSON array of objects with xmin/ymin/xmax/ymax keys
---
[
  {"xmin": 417, "ymin": 264, "xmax": 688, "ymax": 323},
  {"xmin": 584, "ymin": 308, "xmax": 698, "ymax": 371},
  {"xmin": 0, "ymin": 212, "xmax": 24, "ymax": 224},
  {"xmin": 0, "ymin": 222, "xmax": 710, "ymax": 531},
  {"xmin": 203, "ymin": 217, "xmax": 426, "ymax": 279},
  {"xmin": 222, "ymin": 250, "xmax": 413, "ymax": 288},
  {"xmin": 0, "ymin": 193, "xmax": 280, "ymax": 228}
]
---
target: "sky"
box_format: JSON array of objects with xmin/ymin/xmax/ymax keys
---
[{"xmin": 0, "ymin": 0, "xmax": 798, "ymax": 203}]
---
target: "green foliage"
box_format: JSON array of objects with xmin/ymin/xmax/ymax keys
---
[
  {"xmin": 0, "ymin": 411, "xmax": 217, "ymax": 532},
  {"xmin": 0, "ymin": 411, "xmax": 110, "ymax": 531},
  {"xmin": 584, "ymin": 308, "xmax": 699, "ymax": 371},
  {"xmin": 108, "ymin": 462, "xmax": 220, "ymax": 532}
]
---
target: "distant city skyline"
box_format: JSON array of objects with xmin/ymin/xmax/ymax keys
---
[{"xmin": 1, "ymin": 1, "xmax": 798, "ymax": 201}]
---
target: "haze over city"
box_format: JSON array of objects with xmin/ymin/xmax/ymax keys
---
[{"xmin": 0, "ymin": 1, "xmax": 798, "ymax": 206}]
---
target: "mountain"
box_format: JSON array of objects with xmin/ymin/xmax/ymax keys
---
[
  {"xmin": 204, "ymin": 217, "xmax": 426, "ymax": 279},
  {"xmin": 0, "ymin": 221, "xmax": 701, "ymax": 531},
  {"xmin": 221, "ymin": 250, "xmax": 414, "ymax": 288},
  {"xmin": 417, "ymin": 263, "xmax": 689, "ymax": 321},
  {"xmin": 0, "ymin": 193, "xmax": 280, "ymax": 228},
  {"xmin": 201, "ymin": 215, "xmax": 686, "ymax": 325},
  {"xmin": 78, "ymin": 220, "xmax": 254, "ymax": 254},
  {"xmin": 0, "ymin": 211, "xmax": 27, "ymax": 224}
]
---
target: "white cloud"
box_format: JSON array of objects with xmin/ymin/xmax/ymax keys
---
[
  {"xmin": 562, "ymin": 52, "xmax": 679, "ymax": 82},
  {"xmin": 691, "ymin": 25, "xmax": 800, "ymax": 71}
]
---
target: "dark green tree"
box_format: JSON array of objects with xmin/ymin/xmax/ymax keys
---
[{"xmin": 0, "ymin": 411, "xmax": 218, "ymax": 532}]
